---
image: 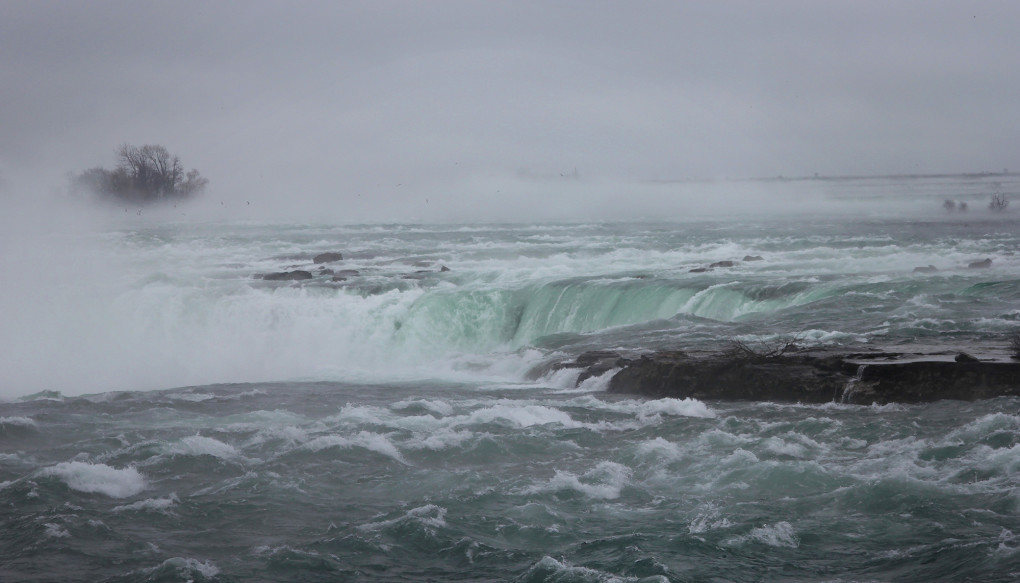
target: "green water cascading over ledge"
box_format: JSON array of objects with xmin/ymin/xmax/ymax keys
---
[
  {"xmin": 393, "ymin": 277, "xmax": 838, "ymax": 351},
  {"xmin": 5, "ymin": 203, "xmax": 1020, "ymax": 583}
]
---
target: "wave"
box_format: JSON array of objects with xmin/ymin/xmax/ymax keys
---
[{"xmin": 38, "ymin": 461, "xmax": 147, "ymax": 498}]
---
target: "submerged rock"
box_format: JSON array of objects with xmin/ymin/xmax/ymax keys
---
[
  {"xmin": 709, "ymin": 260, "xmax": 736, "ymax": 268},
  {"xmin": 968, "ymin": 258, "xmax": 992, "ymax": 269},
  {"xmin": 743, "ymin": 255, "xmax": 764, "ymax": 262},
  {"xmin": 913, "ymin": 265, "xmax": 938, "ymax": 273}
]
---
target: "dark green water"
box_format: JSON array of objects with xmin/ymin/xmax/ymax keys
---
[
  {"xmin": 3, "ymin": 176, "xmax": 1020, "ymax": 580},
  {"xmin": 3, "ymin": 382, "xmax": 1020, "ymax": 581}
]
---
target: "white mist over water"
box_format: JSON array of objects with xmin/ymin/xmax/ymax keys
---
[{"xmin": 1, "ymin": 174, "xmax": 1017, "ymax": 399}]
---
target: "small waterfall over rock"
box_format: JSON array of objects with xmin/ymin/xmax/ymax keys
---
[{"xmin": 840, "ymin": 364, "xmax": 868, "ymax": 403}]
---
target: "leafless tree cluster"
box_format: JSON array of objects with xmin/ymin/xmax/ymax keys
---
[
  {"xmin": 71, "ymin": 144, "xmax": 207, "ymax": 203},
  {"xmin": 989, "ymin": 193, "xmax": 1009, "ymax": 212}
]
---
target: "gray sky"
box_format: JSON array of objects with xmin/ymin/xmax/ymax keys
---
[{"xmin": 2, "ymin": 0, "xmax": 1019, "ymax": 220}]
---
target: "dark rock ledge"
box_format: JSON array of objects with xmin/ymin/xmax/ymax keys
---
[{"xmin": 550, "ymin": 349, "xmax": 1020, "ymax": 405}]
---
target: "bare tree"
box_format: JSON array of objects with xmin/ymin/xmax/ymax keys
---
[
  {"xmin": 989, "ymin": 193, "xmax": 1009, "ymax": 212},
  {"xmin": 71, "ymin": 144, "xmax": 207, "ymax": 203},
  {"xmin": 116, "ymin": 144, "xmax": 184, "ymax": 199}
]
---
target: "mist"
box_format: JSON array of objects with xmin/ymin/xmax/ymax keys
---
[
  {"xmin": 3, "ymin": 1, "xmax": 1019, "ymax": 222},
  {"xmin": 3, "ymin": 1, "xmax": 1020, "ymax": 398}
]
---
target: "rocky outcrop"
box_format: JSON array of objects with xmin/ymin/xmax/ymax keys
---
[
  {"xmin": 313, "ymin": 252, "xmax": 344, "ymax": 264},
  {"xmin": 552, "ymin": 349, "xmax": 1020, "ymax": 405},
  {"xmin": 840, "ymin": 357, "xmax": 1020, "ymax": 403},
  {"xmin": 260, "ymin": 270, "xmax": 314, "ymax": 281},
  {"xmin": 690, "ymin": 257, "xmax": 762, "ymax": 272}
]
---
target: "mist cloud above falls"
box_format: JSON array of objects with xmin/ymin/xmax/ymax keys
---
[{"xmin": 2, "ymin": 1, "xmax": 1020, "ymax": 222}]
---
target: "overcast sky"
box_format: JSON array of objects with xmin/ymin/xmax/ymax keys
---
[{"xmin": 2, "ymin": 1, "xmax": 1019, "ymax": 220}]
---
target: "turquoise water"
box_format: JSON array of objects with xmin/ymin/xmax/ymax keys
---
[
  {"xmin": 2, "ymin": 176, "xmax": 1020, "ymax": 581},
  {"xmin": 4, "ymin": 383, "xmax": 1020, "ymax": 581}
]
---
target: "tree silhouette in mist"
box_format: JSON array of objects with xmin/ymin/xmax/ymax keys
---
[{"xmin": 71, "ymin": 144, "xmax": 208, "ymax": 204}]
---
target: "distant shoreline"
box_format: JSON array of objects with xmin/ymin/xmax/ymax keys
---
[{"xmin": 643, "ymin": 170, "xmax": 1018, "ymax": 185}]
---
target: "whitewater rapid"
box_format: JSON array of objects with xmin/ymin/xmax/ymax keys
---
[
  {"xmin": 3, "ymin": 212, "xmax": 1019, "ymax": 398},
  {"xmin": 3, "ymin": 173, "xmax": 1020, "ymax": 581}
]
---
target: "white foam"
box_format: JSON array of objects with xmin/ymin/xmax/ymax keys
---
[
  {"xmin": 114, "ymin": 494, "xmax": 180, "ymax": 514},
  {"xmin": 466, "ymin": 403, "xmax": 580, "ymax": 428},
  {"xmin": 247, "ymin": 425, "xmax": 309, "ymax": 447},
  {"xmin": 391, "ymin": 398, "xmax": 454, "ymax": 417},
  {"xmin": 523, "ymin": 556, "xmax": 668, "ymax": 583},
  {"xmin": 543, "ymin": 366, "xmax": 584, "ymax": 390},
  {"xmin": 0, "ymin": 416, "xmax": 37, "ymax": 427},
  {"xmin": 720, "ymin": 448, "xmax": 760, "ymax": 467},
  {"xmin": 688, "ymin": 503, "xmax": 733, "ymax": 534},
  {"xmin": 841, "ymin": 437, "xmax": 868, "ymax": 449},
  {"xmin": 409, "ymin": 428, "xmax": 479, "ymax": 451},
  {"xmin": 949, "ymin": 413, "xmax": 1020, "ymax": 443},
  {"xmin": 750, "ymin": 521, "xmax": 800, "ymax": 547},
  {"xmin": 573, "ymin": 368, "xmax": 619, "ymax": 392},
  {"xmin": 697, "ymin": 428, "xmax": 754, "ymax": 448},
  {"xmin": 40, "ymin": 461, "xmax": 147, "ymax": 498},
  {"xmin": 974, "ymin": 443, "xmax": 1020, "ymax": 476},
  {"xmin": 225, "ymin": 409, "xmax": 310, "ymax": 433},
  {"xmin": 166, "ymin": 392, "xmax": 216, "ymax": 402},
  {"xmin": 763, "ymin": 436, "xmax": 808, "ymax": 458},
  {"xmin": 992, "ymin": 529, "xmax": 1020, "ymax": 557},
  {"xmin": 302, "ymin": 431, "xmax": 407, "ymax": 464},
  {"xmin": 567, "ymin": 395, "xmax": 716, "ymax": 422},
  {"xmin": 727, "ymin": 521, "xmax": 800, "ymax": 548},
  {"xmin": 359, "ymin": 504, "xmax": 447, "ymax": 531},
  {"xmin": 634, "ymin": 398, "xmax": 716, "ymax": 420},
  {"xmin": 43, "ymin": 523, "xmax": 70, "ymax": 538},
  {"xmin": 527, "ymin": 461, "xmax": 632, "ymax": 500},
  {"xmin": 330, "ymin": 404, "xmax": 392, "ymax": 426},
  {"xmin": 147, "ymin": 557, "xmax": 220, "ymax": 579},
  {"xmin": 797, "ymin": 328, "xmax": 871, "ymax": 344},
  {"xmin": 168, "ymin": 435, "xmax": 239, "ymax": 459},
  {"xmin": 634, "ymin": 437, "xmax": 686, "ymax": 462}
]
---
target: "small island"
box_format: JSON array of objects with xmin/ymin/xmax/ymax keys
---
[{"xmin": 70, "ymin": 144, "xmax": 208, "ymax": 204}]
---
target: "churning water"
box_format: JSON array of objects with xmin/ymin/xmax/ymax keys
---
[{"xmin": 2, "ymin": 175, "xmax": 1020, "ymax": 581}]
